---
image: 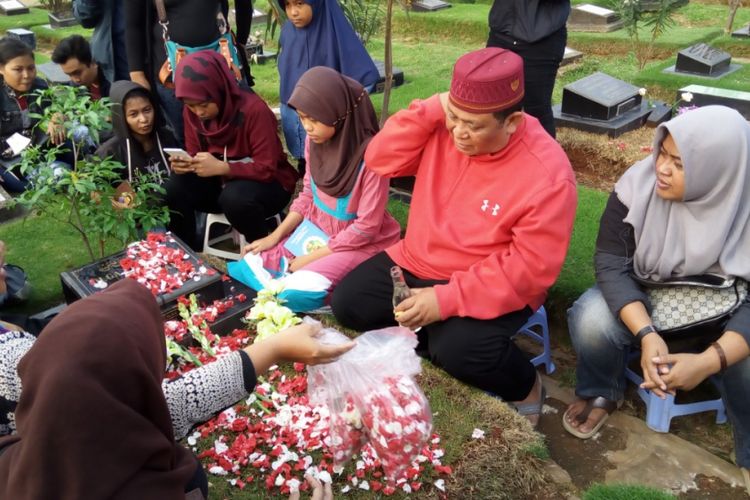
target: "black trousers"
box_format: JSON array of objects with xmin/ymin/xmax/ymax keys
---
[
  {"xmin": 164, "ymin": 173, "xmax": 291, "ymax": 251},
  {"xmin": 331, "ymin": 252, "xmax": 537, "ymax": 401},
  {"xmin": 487, "ymin": 26, "xmax": 567, "ymax": 138}
]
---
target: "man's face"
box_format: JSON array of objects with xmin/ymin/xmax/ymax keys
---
[
  {"xmin": 60, "ymin": 58, "xmax": 98, "ymax": 87},
  {"xmin": 445, "ymin": 101, "xmax": 517, "ymax": 156}
]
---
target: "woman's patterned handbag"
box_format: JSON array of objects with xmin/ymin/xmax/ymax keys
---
[{"xmin": 633, "ymin": 274, "xmax": 749, "ymax": 334}]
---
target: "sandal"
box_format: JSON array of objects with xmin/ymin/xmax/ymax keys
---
[
  {"xmin": 562, "ymin": 396, "xmax": 621, "ymax": 439},
  {"xmin": 511, "ymin": 373, "xmax": 546, "ymax": 428}
]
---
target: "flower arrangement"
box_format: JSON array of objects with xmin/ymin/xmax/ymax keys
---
[{"xmin": 244, "ymin": 283, "xmax": 302, "ymax": 343}]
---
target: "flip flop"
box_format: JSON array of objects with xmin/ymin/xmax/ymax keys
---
[
  {"xmin": 511, "ymin": 374, "xmax": 546, "ymax": 428},
  {"xmin": 562, "ymin": 396, "xmax": 621, "ymax": 439}
]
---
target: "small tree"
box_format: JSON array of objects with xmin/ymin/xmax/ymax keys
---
[
  {"xmin": 380, "ymin": 0, "xmax": 411, "ymax": 126},
  {"xmin": 17, "ymin": 86, "xmax": 170, "ymax": 260},
  {"xmin": 726, "ymin": 0, "xmax": 743, "ymax": 34},
  {"xmin": 608, "ymin": 0, "xmax": 681, "ymax": 70}
]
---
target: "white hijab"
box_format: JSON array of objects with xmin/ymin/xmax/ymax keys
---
[{"xmin": 615, "ymin": 105, "xmax": 750, "ymax": 281}]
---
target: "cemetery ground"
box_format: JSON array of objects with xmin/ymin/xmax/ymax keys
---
[{"xmin": 2, "ymin": 0, "xmax": 750, "ymax": 497}]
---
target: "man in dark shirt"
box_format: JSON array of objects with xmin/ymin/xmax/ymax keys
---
[{"xmin": 51, "ymin": 35, "xmax": 111, "ymax": 100}]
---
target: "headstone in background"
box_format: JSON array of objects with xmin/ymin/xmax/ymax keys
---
[
  {"xmin": 251, "ymin": 8, "xmax": 267, "ymax": 28},
  {"xmin": 372, "ymin": 60, "xmax": 405, "ymax": 94},
  {"xmin": 732, "ymin": 24, "xmax": 750, "ymax": 38},
  {"xmin": 646, "ymin": 102, "xmax": 673, "ymax": 128},
  {"xmin": 553, "ymin": 72, "xmax": 652, "ymax": 137},
  {"xmin": 639, "ymin": 0, "xmax": 688, "ymax": 11},
  {"xmin": 677, "ymin": 84, "xmax": 750, "ymax": 120},
  {"xmin": 0, "ymin": 0, "xmax": 29, "ymax": 16},
  {"xmin": 412, "ymin": 0, "xmax": 451, "ymax": 12},
  {"xmin": 568, "ymin": 4, "xmax": 623, "ymax": 32},
  {"xmin": 675, "ymin": 43, "xmax": 732, "ymax": 76},
  {"xmin": 37, "ymin": 62, "xmax": 71, "ymax": 84},
  {"xmin": 5, "ymin": 28, "xmax": 35, "ymax": 49},
  {"xmin": 561, "ymin": 47, "xmax": 584, "ymax": 67},
  {"xmin": 244, "ymin": 41, "xmax": 277, "ymax": 64}
]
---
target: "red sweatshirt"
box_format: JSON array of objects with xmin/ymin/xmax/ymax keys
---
[{"xmin": 365, "ymin": 95, "xmax": 577, "ymax": 320}]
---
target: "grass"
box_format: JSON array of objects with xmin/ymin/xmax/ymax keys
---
[{"xmin": 582, "ymin": 483, "xmax": 675, "ymax": 500}]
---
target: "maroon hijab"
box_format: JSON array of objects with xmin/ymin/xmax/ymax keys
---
[
  {"xmin": 0, "ymin": 279, "xmax": 196, "ymax": 499},
  {"xmin": 288, "ymin": 66, "xmax": 379, "ymax": 197},
  {"xmin": 174, "ymin": 50, "xmax": 248, "ymax": 151}
]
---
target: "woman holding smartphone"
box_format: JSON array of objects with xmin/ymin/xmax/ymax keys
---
[{"xmin": 165, "ymin": 51, "xmax": 298, "ymax": 251}]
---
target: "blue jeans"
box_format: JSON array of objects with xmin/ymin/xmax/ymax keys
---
[
  {"xmin": 568, "ymin": 286, "xmax": 750, "ymax": 467},
  {"xmin": 280, "ymin": 102, "xmax": 305, "ymax": 160}
]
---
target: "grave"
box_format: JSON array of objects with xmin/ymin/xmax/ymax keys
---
[
  {"xmin": 60, "ymin": 234, "xmax": 224, "ymax": 320},
  {"xmin": 0, "ymin": 0, "xmax": 28, "ymax": 15},
  {"xmin": 639, "ymin": 0, "xmax": 688, "ymax": 11},
  {"xmin": 412, "ymin": 0, "xmax": 451, "ymax": 12},
  {"xmin": 568, "ymin": 4, "xmax": 623, "ymax": 32},
  {"xmin": 662, "ymin": 43, "xmax": 740, "ymax": 79},
  {"xmin": 677, "ymin": 84, "xmax": 750, "ymax": 120},
  {"xmin": 553, "ymin": 72, "xmax": 653, "ymax": 137},
  {"xmin": 251, "ymin": 8, "xmax": 267, "ymax": 27},
  {"xmin": 732, "ymin": 24, "xmax": 750, "ymax": 38},
  {"xmin": 37, "ymin": 61, "xmax": 71, "ymax": 84},
  {"xmin": 244, "ymin": 42, "xmax": 277, "ymax": 64},
  {"xmin": 372, "ymin": 60, "xmax": 405, "ymax": 94},
  {"xmin": 561, "ymin": 47, "xmax": 583, "ymax": 67},
  {"xmin": 5, "ymin": 28, "xmax": 35, "ymax": 49}
]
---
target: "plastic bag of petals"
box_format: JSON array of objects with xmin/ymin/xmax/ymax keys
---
[{"xmin": 305, "ymin": 318, "xmax": 433, "ymax": 482}]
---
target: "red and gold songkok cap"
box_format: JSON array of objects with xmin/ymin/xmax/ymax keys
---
[{"xmin": 449, "ymin": 47, "xmax": 524, "ymax": 114}]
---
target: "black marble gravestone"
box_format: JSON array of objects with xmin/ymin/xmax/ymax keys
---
[
  {"xmin": 6, "ymin": 28, "xmax": 34, "ymax": 49},
  {"xmin": 675, "ymin": 43, "xmax": 731, "ymax": 77},
  {"xmin": 0, "ymin": 0, "xmax": 29, "ymax": 16},
  {"xmin": 568, "ymin": 4, "xmax": 623, "ymax": 32},
  {"xmin": 677, "ymin": 84, "xmax": 750, "ymax": 121},
  {"xmin": 412, "ymin": 0, "xmax": 451, "ymax": 12},
  {"xmin": 37, "ymin": 61, "xmax": 70, "ymax": 84},
  {"xmin": 553, "ymin": 72, "xmax": 652, "ymax": 137},
  {"xmin": 373, "ymin": 60, "xmax": 405, "ymax": 94},
  {"xmin": 732, "ymin": 24, "xmax": 750, "ymax": 38}
]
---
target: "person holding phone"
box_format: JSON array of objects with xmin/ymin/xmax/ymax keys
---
[{"xmin": 164, "ymin": 51, "xmax": 298, "ymax": 251}]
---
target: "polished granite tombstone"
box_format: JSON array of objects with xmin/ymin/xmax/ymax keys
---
[
  {"xmin": 5, "ymin": 28, "xmax": 34, "ymax": 49},
  {"xmin": 677, "ymin": 84, "xmax": 750, "ymax": 120},
  {"xmin": 732, "ymin": 24, "xmax": 750, "ymax": 38},
  {"xmin": 373, "ymin": 60, "xmax": 405, "ymax": 94},
  {"xmin": 659, "ymin": 43, "xmax": 743, "ymax": 81},
  {"xmin": 412, "ymin": 0, "xmax": 451, "ymax": 12},
  {"xmin": 553, "ymin": 72, "xmax": 652, "ymax": 137},
  {"xmin": 0, "ymin": 0, "xmax": 28, "ymax": 16},
  {"xmin": 568, "ymin": 4, "xmax": 623, "ymax": 32},
  {"xmin": 37, "ymin": 61, "xmax": 70, "ymax": 84},
  {"xmin": 561, "ymin": 47, "xmax": 584, "ymax": 67}
]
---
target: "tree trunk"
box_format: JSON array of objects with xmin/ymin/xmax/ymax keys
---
[
  {"xmin": 726, "ymin": 0, "xmax": 742, "ymax": 34},
  {"xmin": 379, "ymin": 0, "xmax": 394, "ymax": 127}
]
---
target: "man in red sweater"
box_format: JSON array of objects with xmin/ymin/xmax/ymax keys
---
[{"xmin": 331, "ymin": 48, "xmax": 577, "ymax": 425}]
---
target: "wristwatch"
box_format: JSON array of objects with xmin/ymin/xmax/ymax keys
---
[{"xmin": 635, "ymin": 324, "xmax": 658, "ymax": 344}]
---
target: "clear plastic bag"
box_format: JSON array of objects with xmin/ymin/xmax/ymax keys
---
[{"xmin": 305, "ymin": 318, "xmax": 432, "ymax": 481}]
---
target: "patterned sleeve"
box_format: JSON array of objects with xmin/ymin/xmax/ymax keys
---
[
  {"xmin": 0, "ymin": 329, "xmax": 36, "ymax": 436},
  {"xmin": 162, "ymin": 351, "xmax": 257, "ymax": 440}
]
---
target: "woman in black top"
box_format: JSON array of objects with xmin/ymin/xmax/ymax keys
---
[{"xmin": 124, "ymin": 0, "xmax": 252, "ymax": 145}]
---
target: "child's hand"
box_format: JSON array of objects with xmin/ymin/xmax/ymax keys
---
[
  {"xmin": 192, "ymin": 152, "xmax": 230, "ymax": 177},
  {"xmin": 243, "ymin": 234, "xmax": 281, "ymax": 256}
]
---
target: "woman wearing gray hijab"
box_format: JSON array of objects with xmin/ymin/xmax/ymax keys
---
[{"xmin": 561, "ymin": 106, "xmax": 750, "ymax": 492}]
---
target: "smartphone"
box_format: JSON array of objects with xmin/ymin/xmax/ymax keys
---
[{"xmin": 163, "ymin": 148, "xmax": 191, "ymax": 162}]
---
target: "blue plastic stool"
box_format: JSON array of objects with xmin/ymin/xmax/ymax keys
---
[
  {"xmin": 624, "ymin": 354, "xmax": 727, "ymax": 432},
  {"xmin": 514, "ymin": 306, "xmax": 556, "ymax": 375}
]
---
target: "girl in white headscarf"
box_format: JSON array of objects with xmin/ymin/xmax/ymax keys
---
[{"xmin": 563, "ymin": 106, "xmax": 750, "ymax": 492}]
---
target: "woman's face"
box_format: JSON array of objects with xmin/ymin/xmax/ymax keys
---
[
  {"xmin": 297, "ymin": 110, "xmax": 335, "ymax": 144},
  {"xmin": 0, "ymin": 54, "xmax": 36, "ymax": 93},
  {"xmin": 285, "ymin": 0, "xmax": 313, "ymax": 28},
  {"xmin": 123, "ymin": 95, "xmax": 155, "ymax": 137},
  {"xmin": 183, "ymin": 99, "xmax": 219, "ymax": 121},
  {"xmin": 655, "ymin": 133, "xmax": 685, "ymax": 201}
]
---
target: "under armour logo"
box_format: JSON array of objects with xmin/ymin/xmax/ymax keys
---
[
  {"xmin": 492, "ymin": 204, "xmax": 500, "ymax": 216},
  {"xmin": 481, "ymin": 200, "xmax": 489, "ymax": 211},
  {"xmin": 481, "ymin": 200, "xmax": 500, "ymax": 216}
]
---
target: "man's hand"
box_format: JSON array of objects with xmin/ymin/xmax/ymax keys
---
[
  {"xmin": 394, "ymin": 287, "xmax": 441, "ymax": 329},
  {"xmin": 47, "ymin": 113, "xmax": 66, "ymax": 145},
  {"xmin": 191, "ymin": 152, "xmax": 230, "ymax": 177},
  {"xmin": 639, "ymin": 333, "xmax": 671, "ymax": 398}
]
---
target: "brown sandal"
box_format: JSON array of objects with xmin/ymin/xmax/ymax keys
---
[{"xmin": 562, "ymin": 396, "xmax": 621, "ymax": 439}]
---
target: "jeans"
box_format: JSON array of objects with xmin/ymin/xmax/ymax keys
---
[
  {"xmin": 568, "ymin": 286, "xmax": 750, "ymax": 467},
  {"xmin": 156, "ymin": 83, "xmax": 185, "ymax": 148},
  {"xmin": 280, "ymin": 103, "xmax": 305, "ymax": 160}
]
